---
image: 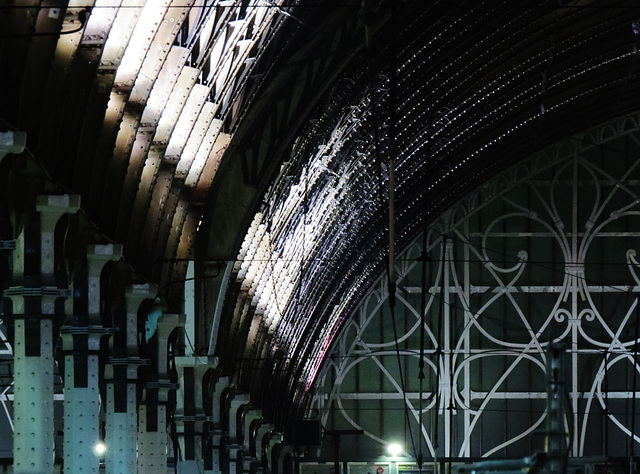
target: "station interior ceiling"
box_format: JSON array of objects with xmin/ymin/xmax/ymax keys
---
[{"xmin": 2, "ymin": 0, "xmax": 640, "ymax": 471}]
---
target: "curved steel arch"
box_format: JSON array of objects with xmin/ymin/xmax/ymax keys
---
[
  {"xmin": 313, "ymin": 118, "xmax": 640, "ymax": 460},
  {"xmin": 207, "ymin": 1, "xmax": 640, "ymax": 432}
]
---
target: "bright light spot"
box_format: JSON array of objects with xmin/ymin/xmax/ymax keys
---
[
  {"xmin": 93, "ymin": 441, "xmax": 107, "ymax": 456},
  {"xmin": 387, "ymin": 443, "xmax": 402, "ymax": 457}
]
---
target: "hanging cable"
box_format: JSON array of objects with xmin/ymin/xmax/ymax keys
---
[
  {"xmin": 1, "ymin": 8, "xmax": 91, "ymax": 38},
  {"xmin": 363, "ymin": 0, "xmax": 417, "ymax": 461},
  {"xmin": 387, "ymin": 0, "xmax": 417, "ymax": 460},
  {"xmin": 387, "ymin": 0, "xmax": 396, "ymax": 310}
]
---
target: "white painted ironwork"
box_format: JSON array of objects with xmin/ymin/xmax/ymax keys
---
[
  {"xmin": 0, "ymin": 320, "xmax": 13, "ymax": 435},
  {"xmin": 313, "ymin": 121, "xmax": 640, "ymax": 460},
  {"xmin": 9, "ymin": 196, "xmax": 79, "ymax": 472}
]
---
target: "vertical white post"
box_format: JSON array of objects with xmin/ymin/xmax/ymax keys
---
[
  {"xmin": 9, "ymin": 194, "xmax": 80, "ymax": 473},
  {"xmin": 137, "ymin": 404, "xmax": 168, "ymax": 473},
  {"xmin": 185, "ymin": 261, "xmax": 195, "ymax": 357},
  {"xmin": 62, "ymin": 346, "xmax": 101, "ymax": 472},
  {"xmin": 137, "ymin": 313, "xmax": 183, "ymax": 473},
  {"xmin": 105, "ymin": 383, "xmax": 137, "ymax": 473},
  {"xmin": 105, "ymin": 283, "xmax": 154, "ymax": 473},
  {"xmin": 13, "ymin": 318, "xmax": 55, "ymax": 473},
  {"xmin": 62, "ymin": 244, "xmax": 121, "ymax": 473}
]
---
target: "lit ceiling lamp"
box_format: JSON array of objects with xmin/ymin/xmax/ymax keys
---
[
  {"xmin": 93, "ymin": 441, "xmax": 107, "ymax": 457},
  {"xmin": 387, "ymin": 443, "xmax": 403, "ymax": 457}
]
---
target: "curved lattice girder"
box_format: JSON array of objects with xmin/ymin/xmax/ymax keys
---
[{"xmin": 313, "ymin": 120, "xmax": 640, "ymax": 460}]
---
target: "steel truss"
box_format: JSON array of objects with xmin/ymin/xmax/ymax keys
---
[{"xmin": 314, "ymin": 121, "xmax": 640, "ymax": 461}]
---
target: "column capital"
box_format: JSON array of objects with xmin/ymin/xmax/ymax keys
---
[
  {"xmin": 0, "ymin": 130, "xmax": 26, "ymax": 161},
  {"xmin": 35, "ymin": 194, "xmax": 81, "ymax": 212},
  {"xmin": 4, "ymin": 286, "xmax": 71, "ymax": 316},
  {"xmin": 59, "ymin": 325, "xmax": 114, "ymax": 351}
]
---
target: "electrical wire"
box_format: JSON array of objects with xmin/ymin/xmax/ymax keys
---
[
  {"xmin": 3, "ymin": 0, "xmax": 640, "ymax": 464},
  {"xmin": 0, "ymin": 8, "xmax": 91, "ymax": 39},
  {"xmin": 1, "ymin": 1, "xmax": 638, "ymax": 9}
]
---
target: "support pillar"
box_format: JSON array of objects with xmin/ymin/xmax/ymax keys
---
[
  {"xmin": 12, "ymin": 314, "xmax": 56, "ymax": 473},
  {"xmin": 238, "ymin": 405, "xmax": 262, "ymax": 473},
  {"xmin": 5, "ymin": 194, "xmax": 80, "ymax": 473},
  {"xmin": 61, "ymin": 331, "xmax": 102, "ymax": 471},
  {"xmin": 137, "ymin": 312, "xmax": 183, "ymax": 473},
  {"xmin": 0, "ymin": 130, "xmax": 26, "ymax": 161},
  {"xmin": 105, "ymin": 381, "xmax": 137, "ymax": 473},
  {"xmin": 263, "ymin": 431, "xmax": 283, "ymax": 474},
  {"xmin": 174, "ymin": 357, "xmax": 214, "ymax": 473},
  {"xmin": 276, "ymin": 444, "xmax": 294, "ymax": 474},
  {"xmin": 105, "ymin": 283, "xmax": 154, "ymax": 474},
  {"xmin": 252, "ymin": 421, "xmax": 274, "ymax": 465},
  {"xmin": 137, "ymin": 403, "xmax": 168, "ymax": 473},
  {"xmin": 210, "ymin": 375, "xmax": 230, "ymax": 473},
  {"xmin": 61, "ymin": 243, "xmax": 121, "ymax": 473},
  {"xmin": 546, "ymin": 343, "xmax": 568, "ymax": 474},
  {"xmin": 228, "ymin": 391, "xmax": 250, "ymax": 474}
]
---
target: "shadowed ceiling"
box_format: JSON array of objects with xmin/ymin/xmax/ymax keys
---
[{"xmin": 2, "ymin": 0, "xmax": 640, "ymax": 432}]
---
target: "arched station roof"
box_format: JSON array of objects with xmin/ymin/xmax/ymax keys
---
[{"xmin": 2, "ymin": 0, "xmax": 640, "ymax": 433}]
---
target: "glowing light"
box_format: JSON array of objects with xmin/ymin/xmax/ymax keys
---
[
  {"xmin": 387, "ymin": 443, "xmax": 402, "ymax": 457},
  {"xmin": 93, "ymin": 441, "xmax": 107, "ymax": 456}
]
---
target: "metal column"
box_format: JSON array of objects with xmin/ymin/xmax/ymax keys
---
[
  {"xmin": 105, "ymin": 283, "xmax": 155, "ymax": 474},
  {"xmin": 210, "ymin": 375, "xmax": 230, "ymax": 473},
  {"xmin": 61, "ymin": 244, "xmax": 121, "ymax": 473},
  {"xmin": 12, "ymin": 315, "xmax": 56, "ymax": 473},
  {"xmin": 546, "ymin": 343, "xmax": 568, "ymax": 474},
  {"xmin": 61, "ymin": 334, "xmax": 102, "ymax": 472},
  {"xmin": 7, "ymin": 194, "xmax": 80, "ymax": 473},
  {"xmin": 174, "ymin": 357, "xmax": 212, "ymax": 473},
  {"xmin": 137, "ymin": 403, "xmax": 168, "ymax": 473},
  {"xmin": 137, "ymin": 312, "xmax": 183, "ymax": 473}
]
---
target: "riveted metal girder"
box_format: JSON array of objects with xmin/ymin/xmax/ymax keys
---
[
  {"xmin": 196, "ymin": 1, "xmax": 374, "ymax": 356},
  {"xmin": 199, "ymin": 1, "xmax": 640, "ymax": 434}
]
